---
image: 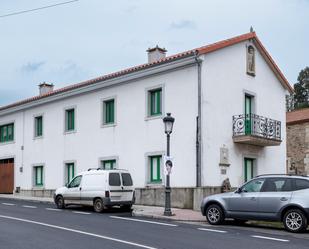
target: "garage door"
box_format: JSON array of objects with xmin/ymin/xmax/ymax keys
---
[{"xmin": 0, "ymin": 158, "xmax": 14, "ymax": 194}]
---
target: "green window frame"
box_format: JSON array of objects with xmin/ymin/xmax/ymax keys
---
[
  {"xmin": 102, "ymin": 160, "xmax": 116, "ymax": 170},
  {"xmin": 103, "ymin": 99, "xmax": 115, "ymax": 124},
  {"xmin": 244, "ymin": 158, "xmax": 254, "ymax": 182},
  {"xmin": 0, "ymin": 123, "xmax": 14, "ymax": 143},
  {"xmin": 65, "ymin": 109, "xmax": 75, "ymax": 131},
  {"xmin": 34, "ymin": 116, "xmax": 43, "ymax": 137},
  {"xmin": 150, "ymin": 155, "xmax": 162, "ymax": 183},
  {"xmin": 34, "ymin": 166, "xmax": 43, "ymax": 186},
  {"xmin": 66, "ymin": 163, "xmax": 75, "ymax": 184},
  {"xmin": 245, "ymin": 95, "xmax": 252, "ymax": 135},
  {"xmin": 149, "ymin": 88, "xmax": 162, "ymax": 116}
]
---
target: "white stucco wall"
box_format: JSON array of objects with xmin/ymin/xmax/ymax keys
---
[{"xmin": 201, "ymin": 41, "xmax": 287, "ymax": 187}]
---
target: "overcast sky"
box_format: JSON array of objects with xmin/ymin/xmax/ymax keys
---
[{"xmin": 0, "ymin": 0, "xmax": 308, "ymax": 106}]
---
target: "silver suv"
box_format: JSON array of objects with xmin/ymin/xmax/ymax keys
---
[{"xmin": 201, "ymin": 175, "xmax": 309, "ymax": 232}]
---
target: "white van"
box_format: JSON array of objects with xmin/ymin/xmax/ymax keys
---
[{"xmin": 54, "ymin": 169, "xmax": 135, "ymax": 212}]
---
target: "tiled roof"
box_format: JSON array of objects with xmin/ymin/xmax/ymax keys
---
[
  {"xmin": 287, "ymin": 108, "xmax": 309, "ymax": 125},
  {"xmin": 0, "ymin": 32, "xmax": 293, "ymax": 112}
]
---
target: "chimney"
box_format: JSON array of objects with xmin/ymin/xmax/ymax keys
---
[
  {"xmin": 39, "ymin": 82, "xmax": 54, "ymax": 95},
  {"xmin": 147, "ymin": 45, "xmax": 167, "ymax": 63}
]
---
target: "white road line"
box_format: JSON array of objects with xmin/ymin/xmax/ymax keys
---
[
  {"xmin": 197, "ymin": 227, "xmax": 227, "ymax": 233},
  {"xmin": 0, "ymin": 215, "xmax": 158, "ymax": 249},
  {"xmin": 72, "ymin": 211, "xmax": 91, "ymax": 215},
  {"xmin": 46, "ymin": 208, "xmax": 61, "ymax": 212},
  {"xmin": 22, "ymin": 205, "xmax": 37, "ymax": 209},
  {"xmin": 251, "ymin": 235, "xmax": 289, "ymax": 242},
  {"xmin": 1, "ymin": 203, "xmax": 16, "ymax": 206},
  {"xmin": 110, "ymin": 216, "xmax": 178, "ymax": 227}
]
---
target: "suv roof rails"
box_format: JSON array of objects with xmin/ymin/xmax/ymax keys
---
[
  {"xmin": 256, "ymin": 174, "xmax": 308, "ymax": 178},
  {"xmin": 87, "ymin": 168, "xmax": 103, "ymax": 171}
]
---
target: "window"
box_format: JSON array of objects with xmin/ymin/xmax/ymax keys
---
[
  {"xmin": 149, "ymin": 155, "xmax": 162, "ymax": 183},
  {"xmin": 65, "ymin": 163, "xmax": 75, "ymax": 184},
  {"xmin": 294, "ymin": 179, "xmax": 309, "ymax": 191},
  {"xmin": 244, "ymin": 158, "xmax": 255, "ymax": 182},
  {"xmin": 103, "ymin": 99, "xmax": 115, "ymax": 125},
  {"xmin": 65, "ymin": 109, "xmax": 75, "ymax": 131},
  {"xmin": 242, "ymin": 178, "xmax": 265, "ymax": 193},
  {"xmin": 148, "ymin": 88, "xmax": 162, "ymax": 116},
  {"xmin": 34, "ymin": 116, "xmax": 43, "ymax": 137},
  {"xmin": 121, "ymin": 173, "xmax": 133, "ymax": 186},
  {"xmin": 0, "ymin": 123, "xmax": 14, "ymax": 143},
  {"xmin": 260, "ymin": 178, "xmax": 293, "ymax": 192},
  {"xmin": 68, "ymin": 175, "xmax": 82, "ymax": 188},
  {"xmin": 109, "ymin": 173, "xmax": 121, "ymax": 186},
  {"xmin": 102, "ymin": 160, "xmax": 116, "ymax": 170},
  {"xmin": 34, "ymin": 166, "xmax": 43, "ymax": 186}
]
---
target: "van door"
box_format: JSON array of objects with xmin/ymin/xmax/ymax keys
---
[
  {"xmin": 63, "ymin": 175, "xmax": 82, "ymax": 205},
  {"xmin": 108, "ymin": 173, "xmax": 122, "ymax": 203},
  {"xmin": 121, "ymin": 173, "xmax": 134, "ymax": 202}
]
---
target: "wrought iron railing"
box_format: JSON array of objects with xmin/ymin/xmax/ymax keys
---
[{"xmin": 232, "ymin": 114, "xmax": 281, "ymax": 140}]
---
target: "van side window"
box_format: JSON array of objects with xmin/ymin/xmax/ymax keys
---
[
  {"xmin": 109, "ymin": 173, "xmax": 121, "ymax": 186},
  {"xmin": 68, "ymin": 176, "xmax": 82, "ymax": 188},
  {"xmin": 295, "ymin": 179, "xmax": 309, "ymax": 190},
  {"xmin": 122, "ymin": 173, "xmax": 133, "ymax": 186}
]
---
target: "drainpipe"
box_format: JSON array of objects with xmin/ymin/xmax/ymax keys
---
[{"xmin": 194, "ymin": 51, "xmax": 202, "ymax": 187}]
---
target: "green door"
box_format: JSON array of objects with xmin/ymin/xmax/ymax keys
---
[
  {"xmin": 244, "ymin": 158, "xmax": 254, "ymax": 182},
  {"xmin": 245, "ymin": 95, "xmax": 252, "ymax": 135}
]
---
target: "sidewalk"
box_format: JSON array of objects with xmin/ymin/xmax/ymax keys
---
[{"xmin": 0, "ymin": 194, "xmax": 205, "ymax": 222}]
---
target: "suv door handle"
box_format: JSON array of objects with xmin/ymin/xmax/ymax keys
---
[
  {"xmin": 280, "ymin": 197, "xmax": 288, "ymax": 201},
  {"xmin": 79, "ymin": 187, "xmax": 82, "ymax": 191}
]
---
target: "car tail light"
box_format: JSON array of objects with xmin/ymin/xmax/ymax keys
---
[{"xmin": 105, "ymin": 191, "xmax": 110, "ymax": 198}]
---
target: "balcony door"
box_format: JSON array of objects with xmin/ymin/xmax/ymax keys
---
[{"xmin": 245, "ymin": 95, "xmax": 253, "ymax": 135}]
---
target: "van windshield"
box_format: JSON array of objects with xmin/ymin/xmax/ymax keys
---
[
  {"xmin": 122, "ymin": 173, "xmax": 133, "ymax": 186},
  {"xmin": 109, "ymin": 173, "xmax": 121, "ymax": 186}
]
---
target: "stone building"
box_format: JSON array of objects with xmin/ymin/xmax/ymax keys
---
[{"xmin": 287, "ymin": 108, "xmax": 309, "ymax": 175}]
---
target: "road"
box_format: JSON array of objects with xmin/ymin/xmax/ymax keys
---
[{"xmin": 0, "ymin": 198, "xmax": 309, "ymax": 249}]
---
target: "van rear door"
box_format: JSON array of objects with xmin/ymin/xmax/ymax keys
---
[
  {"xmin": 108, "ymin": 172, "xmax": 122, "ymax": 203},
  {"xmin": 120, "ymin": 173, "xmax": 134, "ymax": 202}
]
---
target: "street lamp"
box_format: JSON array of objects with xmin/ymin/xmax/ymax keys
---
[{"xmin": 163, "ymin": 113, "xmax": 175, "ymax": 216}]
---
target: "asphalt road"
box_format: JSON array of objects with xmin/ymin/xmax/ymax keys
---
[{"xmin": 0, "ymin": 198, "xmax": 309, "ymax": 249}]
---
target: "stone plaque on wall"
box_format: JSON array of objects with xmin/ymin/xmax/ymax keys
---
[{"xmin": 219, "ymin": 146, "xmax": 230, "ymax": 166}]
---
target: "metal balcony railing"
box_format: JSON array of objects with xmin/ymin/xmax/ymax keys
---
[{"xmin": 232, "ymin": 114, "xmax": 281, "ymax": 141}]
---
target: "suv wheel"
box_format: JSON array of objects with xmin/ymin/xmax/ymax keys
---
[
  {"xmin": 283, "ymin": 209, "xmax": 307, "ymax": 233},
  {"xmin": 55, "ymin": 196, "xmax": 65, "ymax": 209},
  {"xmin": 206, "ymin": 204, "xmax": 225, "ymax": 225},
  {"xmin": 93, "ymin": 198, "xmax": 104, "ymax": 213}
]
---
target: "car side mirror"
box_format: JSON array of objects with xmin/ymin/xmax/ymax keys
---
[
  {"xmin": 235, "ymin": 188, "xmax": 242, "ymax": 194},
  {"xmin": 65, "ymin": 183, "xmax": 68, "ymax": 187}
]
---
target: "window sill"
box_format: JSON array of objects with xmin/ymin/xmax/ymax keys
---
[
  {"xmin": 32, "ymin": 186, "xmax": 44, "ymax": 190},
  {"xmin": 101, "ymin": 123, "xmax": 117, "ymax": 128},
  {"xmin": 146, "ymin": 183, "xmax": 164, "ymax": 188},
  {"xmin": 33, "ymin": 136, "xmax": 43, "ymax": 140},
  {"xmin": 145, "ymin": 114, "xmax": 163, "ymax": 121},
  {"xmin": 64, "ymin": 130, "xmax": 76, "ymax": 135},
  {"xmin": 0, "ymin": 140, "xmax": 15, "ymax": 146}
]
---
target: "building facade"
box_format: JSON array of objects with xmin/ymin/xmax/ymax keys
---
[{"xmin": 0, "ymin": 32, "xmax": 292, "ymax": 196}]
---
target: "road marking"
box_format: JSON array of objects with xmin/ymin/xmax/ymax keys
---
[
  {"xmin": 251, "ymin": 235, "xmax": 289, "ymax": 242},
  {"xmin": 1, "ymin": 203, "xmax": 16, "ymax": 206},
  {"xmin": 197, "ymin": 228, "xmax": 227, "ymax": 233},
  {"xmin": 22, "ymin": 205, "xmax": 37, "ymax": 209},
  {"xmin": 46, "ymin": 208, "xmax": 61, "ymax": 212},
  {"xmin": 110, "ymin": 216, "xmax": 178, "ymax": 227},
  {"xmin": 72, "ymin": 211, "xmax": 91, "ymax": 215},
  {"xmin": 0, "ymin": 215, "xmax": 158, "ymax": 249}
]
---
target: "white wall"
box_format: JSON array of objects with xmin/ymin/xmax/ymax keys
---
[{"xmin": 201, "ymin": 41, "xmax": 287, "ymax": 187}]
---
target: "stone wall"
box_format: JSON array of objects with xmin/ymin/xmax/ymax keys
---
[{"xmin": 287, "ymin": 122, "xmax": 309, "ymax": 175}]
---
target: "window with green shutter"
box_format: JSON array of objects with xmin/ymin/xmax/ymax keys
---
[
  {"xmin": 34, "ymin": 116, "xmax": 43, "ymax": 137},
  {"xmin": 34, "ymin": 166, "xmax": 44, "ymax": 186},
  {"xmin": 65, "ymin": 109, "xmax": 75, "ymax": 131},
  {"xmin": 102, "ymin": 160, "xmax": 116, "ymax": 170},
  {"xmin": 0, "ymin": 123, "xmax": 14, "ymax": 143},
  {"xmin": 149, "ymin": 155, "xmax": 162, "ymax": 183},
  {"xmin": 103, "ymin": 99, "xmax": 115, "ymax": 124},
  {"xmin": 149, "ymin": 88, "xmax": 162, "ymax": 116},
  {"xmin": 244, "ymin": 158, "xmax": 255, "ymax": 182},
  {"xmin": 66, "ymin": 163, "xmax": 75, "ymax": 184}
]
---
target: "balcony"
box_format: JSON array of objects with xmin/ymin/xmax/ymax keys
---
[{"xmin": 232, "ymin": 114, "xmax": 282, "ymax": 146}]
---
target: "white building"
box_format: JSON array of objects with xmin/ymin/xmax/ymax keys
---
[{"xmin": 0, "ymin": 32, "xmax": 293, "ymax": 197}]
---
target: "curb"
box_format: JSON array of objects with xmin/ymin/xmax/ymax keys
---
[
  {"xmin": 132, "ymin": 211, "xmax": 206, "ymax": 222},
  {"xmin": 0, "ymin": 196, "xmax": 54, "ymax": 205}
]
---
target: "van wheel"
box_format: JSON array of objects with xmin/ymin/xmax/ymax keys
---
[
  {"xmin": 206, "ymin": 204, "xmax": 225, "ymax": 225},
  {"xmin": 122, "ymin": 204, "xmax": 132, "ymax": 212},
  {"xmin": 283, "ymin": 209, "xmax": 307, "ymax": 233},
  {"xmin": 93, "ymin": 199, "xmax": 104, "ymax": 213},
  {"xmin": 55, "ymin": 196, "xmax": 65, "ymax": 209}
]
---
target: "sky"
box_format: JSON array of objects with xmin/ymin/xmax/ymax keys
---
[{"xmin": 0, "ymin": 0, "xmax": 308, "ymax": 106}]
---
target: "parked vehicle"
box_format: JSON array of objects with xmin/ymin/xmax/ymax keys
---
[
  {"xmin": 201, "ymin": 174, "xmax": 309, "ymax": 233},
  {"xmin": 54, "ymin": 169, "xmax": 135, "ymax": 212}
]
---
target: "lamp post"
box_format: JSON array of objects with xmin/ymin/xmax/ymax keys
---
[{"xmin": 163, "ymin": 113, "xmax": 175, "ymax": 216}]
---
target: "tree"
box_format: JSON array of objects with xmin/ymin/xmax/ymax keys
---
[{"xmin": 293, "ymin": 67, "xmax": 309, "ymax": 110}]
